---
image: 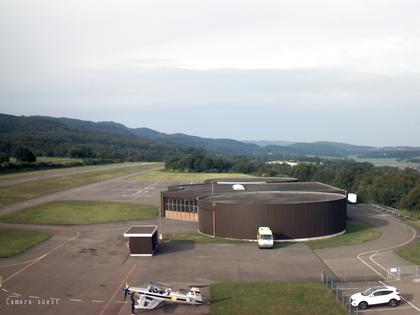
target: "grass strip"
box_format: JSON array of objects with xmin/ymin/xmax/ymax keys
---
[
  {"xmin": 0, "ymin": 163, "xmax": 162, "ymax": 206},
  {"xmin": 306, "ymin": 220, "xmax": 382, "ymax": 250},
  {"xmin": 128, "ymin": 170, "xmax": 252, "ymax": 181},
  {"xmin": 0, "ymin": 228, "xmax": 51, "ymax": 258},
  {"xmin": 0, "ymin": 201, "xmax": 158, "ymax": 225},
  {"xmin": 396, "ymin": 241, "xmax": 420, "ymax": 265},
  {"xmin": 210, "ymin": 282, "xmax": 347, "ymax": 315}
]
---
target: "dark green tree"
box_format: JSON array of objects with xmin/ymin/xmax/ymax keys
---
[
  {"xmin": 0, "ymin": 153, "xmax": 9, "ymax": 163},
  {"xmin": 14, "ymin": 147, "xmax": 36, "ymax": 162},
  {"xmin": 399, "ymin": 183, "xmax": 420, "ymax": 211}
]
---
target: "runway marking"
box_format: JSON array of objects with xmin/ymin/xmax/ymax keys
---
[
  {"xmin": 29, "ymin": 295, "xmax": 39, "ymax": 299},
  {"xmin": 70, "ymin": 299, "xmax": 83, "ymax": 302},
  {"xmin": 2, "ymin": 231, "xmax": 80, "ymax": 285},
  {"xmin": 92, "ymin": 300, "xmax": 104, "ymax": 303},
  {"xmin": 356, "ymin": 212, "xmax": 417, "ymax": 280},
  {"xmin": 99, "ymin": 263, "xmax": 136, "ymax": 315},
  {"xmin": 379, "ymin": 280, "xmax": 420, "ymax": 313},
  {"xmin": 2, "ymin": 288, "xmax": 8, "ymax": 292},
  {"xmin": 130, "ymin": 181, "xmax": 160, "ymax": 200}
]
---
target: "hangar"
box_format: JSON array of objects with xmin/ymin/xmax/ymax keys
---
[{"xmin": 160, "ymin": 178, "xmax": 347, "ymax": 241}]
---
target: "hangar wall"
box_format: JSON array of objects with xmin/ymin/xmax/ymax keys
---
[{"xmin": 198, "ymin": 196, "xmax": 347, "ymax": 240}]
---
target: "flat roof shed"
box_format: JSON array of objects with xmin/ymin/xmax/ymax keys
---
[{"xmin": 124, "ymin": 225, "xmax": 158, "ymax": 256}]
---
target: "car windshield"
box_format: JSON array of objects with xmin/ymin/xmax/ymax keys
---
[
  {"xmin": 260, "ymin": 235, "xmax": 272, "ymax": 240},
  {"xmin": 362, "ymin": 287, "xmax": 380, "ymax": 296}
]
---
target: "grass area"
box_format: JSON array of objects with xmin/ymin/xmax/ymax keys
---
[
  {"xmin": 210, "ymin": 282, "xmax": 347, "ymax": 315},
  {"xmin": 396, "ymin": 241, "xmax": 420, "ymax": 265},
  {"xmin": 128, "ymin": 169, "xmax": 252, "ymax": 181},
  {"xmin": 0, "ymin": 201, "xmax": 159, "ymax": 225},
  {"xmin": 0, "ymin": 163, "xmax": 162, "ymax": 206},
  {"xmin": 406, "ymin": 220, "xmax": 420, "ymax": 229},
  {"xmin": 400, "ymin": 210, "xmax": 420, "ymax": 229},
  {"xmin": 35, "ymin": 156, "xmax": 84, "ymax": 164},
  {"xmin": 306, "ymin": 220, "xmax": 382, "ymax": 250},
  {"xmin": 0, "ymin": 228, "xmax": 51, "ymax": 258},
  {"xmin": 164, "ymin": 232, "xmax": 246, "ymax": 244},
  {"xmin": 352, "ymin": 157, "xmax": 420, "ymax": 169}
]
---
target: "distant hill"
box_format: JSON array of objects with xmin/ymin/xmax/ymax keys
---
[
  {"xmin": 0, "ymin": 114, "xmax": 197, "ymax": 160},
  {"xmin": 133, "ymin": 128, "xmax": 262, "ymax": 156},
  {"xmin": 242, "ymin": 140, "xmax": 294, "ymax": 147},
  {"xmin": 284, "ymin": 141, "xmax": 376, "ymax": 156},
  {"xmin": 0, "ymin": 113, "xmax": 418, "ymax": 161}
]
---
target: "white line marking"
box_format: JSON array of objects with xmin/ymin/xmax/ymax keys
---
[
  {"xmin": 131, "ymin": 181, "xmax": 160, "ymax": 200},
  {"xmin": 70, "ymin": 299, "xmax": 83, "ymax": 302},
  {"xmin": 379, "ymin": 280, "xmax": 420, "ymax": 313},
  {"xmin": 356, "ymin": 211, "xmax": 417, "ymax": 280},
  {"xmin": 115, "ymin": 301, "xmax": 128, "ymax": 304},
  {"xmin": 2, "ymin": 288, "xmax": 8, "ymax": 292},
  {"xmin": 92, "ymin": 300, "xmax": 104, "ymax": 303},
  {"xmin": 359, "ymin": 306, "xmax": 415, "ymax": 312},
  {"xmin": 29, "ymin": 295, "xmax": 39, "ymax": 299}
]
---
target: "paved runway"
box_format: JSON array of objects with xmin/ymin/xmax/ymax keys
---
[{"xmin": 0, "ymin": 166, "xmax": 418, "ymax": 315}]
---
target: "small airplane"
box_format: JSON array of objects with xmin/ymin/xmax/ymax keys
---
[{"xmin": 122, "ymin": 281, "xmax": 203, "ymax": 313}]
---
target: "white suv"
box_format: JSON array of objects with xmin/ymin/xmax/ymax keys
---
[{"xmin": 350, "ymin": 285, "xmax": 401, "ymax": 310}]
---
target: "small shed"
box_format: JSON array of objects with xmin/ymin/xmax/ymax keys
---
[{"xmin": 124, "ymin": 225, "xmax": 158, "ymax": 256}]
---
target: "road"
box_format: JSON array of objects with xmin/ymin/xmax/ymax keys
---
[{"xmin": 0, "ymin": 166, "xmax": 418, "ymax": 315}]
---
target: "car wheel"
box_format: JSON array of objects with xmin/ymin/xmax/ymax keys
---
[
  {"xmin": 358, "ymin": 301, "xmax": 368, "ymax": 310},
  {"xmin": 389, "ymin": 299, "xmax": 398, "ymax": 307}
]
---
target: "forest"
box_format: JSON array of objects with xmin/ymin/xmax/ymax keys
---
[{"xmin": 165, "ymin": 154, "xmax": 420, "ymax": 212}]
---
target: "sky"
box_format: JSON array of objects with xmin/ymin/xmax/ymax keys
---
[{"xmin": 0, "ymin": 0, "xmax": 419, "ymax": 147}]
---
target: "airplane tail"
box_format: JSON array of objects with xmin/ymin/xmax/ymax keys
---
[{"xmin": 188, "ymin": 287, "xmax": 203, "ymax": 304}]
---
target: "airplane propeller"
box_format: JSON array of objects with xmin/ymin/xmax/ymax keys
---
[
  {"xmin": 123, "ymin": 283, "xmax": 130, "ymax": 302},
  {"xmin": 123, "ymin": 283, "xmax": 136, "ymax": 314}
]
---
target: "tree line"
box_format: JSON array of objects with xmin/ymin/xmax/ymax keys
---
[{"xmin": 165, "ymin": 154, "xmax": 419, "ymax": 212}]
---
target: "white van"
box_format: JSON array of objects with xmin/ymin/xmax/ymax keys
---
[{"xmin": 257, "ymin": 227, "xmax": 274, "ymax": 248}]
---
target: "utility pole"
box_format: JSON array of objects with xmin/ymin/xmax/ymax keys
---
[{"xmin": 159, "ymin": 207, "xmax": 162, "ymax": 240}]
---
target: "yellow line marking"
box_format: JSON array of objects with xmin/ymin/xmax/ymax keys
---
[
  {"xmin": 99, "ymin": 264, "xmax": 136, "ymax": 315},
  {"xmin": 2, "ymin": 231, "xmax": 79, "ymax": 284}
]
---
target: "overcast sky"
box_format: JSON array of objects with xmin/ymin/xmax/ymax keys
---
[{"xmin": 1, "ymin": 0, "xmax": 419, "ymax": 146}]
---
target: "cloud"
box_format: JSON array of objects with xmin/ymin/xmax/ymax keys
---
[{"xmin": 0, "ymin": 0, "xmax": 419, "ymax": 146}]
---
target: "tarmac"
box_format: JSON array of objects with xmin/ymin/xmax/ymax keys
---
[{"xmin": 0, "ymin": 165, "xmax": 418, "ymax": 315}]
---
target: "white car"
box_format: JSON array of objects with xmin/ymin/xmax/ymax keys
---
[{"xmin": 350, "ymin": 285, "xmax": 401, "ymax": 310}]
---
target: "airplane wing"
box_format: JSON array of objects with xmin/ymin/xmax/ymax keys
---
[{"xmin": 136, "ymin": 295, "xmax": 163, "ymax": 310}]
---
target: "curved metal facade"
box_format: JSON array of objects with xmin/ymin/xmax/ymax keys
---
[{"xmin": 198, "ymin": 194, "xmax": 347, "ymax": 240}]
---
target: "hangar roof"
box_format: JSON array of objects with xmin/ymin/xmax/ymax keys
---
[
  {"xmin": 199, "ymin": 191, "xmax": 346, "ymax": 204},
  {"xmin": 165, "ymin": 181, "xmax": 345, "ymax": 198},
  {"xmin": 204, "ymin": 177, "xmax": 297, "ymax": 184}
]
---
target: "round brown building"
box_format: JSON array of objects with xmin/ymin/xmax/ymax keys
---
[{"xmin": 197, "ymin": 191, "xmax": 347, "ymax": 241}]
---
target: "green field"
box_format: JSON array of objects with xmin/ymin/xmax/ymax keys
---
[
  {"xmin": 164, "ymin": 232, "xmax": 246, "ymax": 244},
  {"xmin": 0, "ymin": 158, "xmax": 100, "ymax": 180},
  {"xmin": 0, "ymin": 163, "xmax": 162, "ymax": 206},
  {"xmin": 0, "ymin": 201, "xmax": 159, "ymax": 225},
  {"xmin": 306, "ymin": 220, "xmax": 382, "ymax": 250},
  {"xmin": 0, "ymin": 228, "xmax": 51, "ymax": 258},
  {"xmin": 396, "ymin": 241, "xmax": 420, "ymax": 265},
  {"xmin": 35, "ymin": 156, "xmax": 84, "ymax": 164},
  {"xmin": 128, "ymin": 169, "xmax": 252, "ymax": 181},
  {"xmin": 210, "ymin": 282, "xmax": 347, "ymax": 315},
  {"xmin": 353, "ymin": 157, "xmax": 419, "ymax": 169}
]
